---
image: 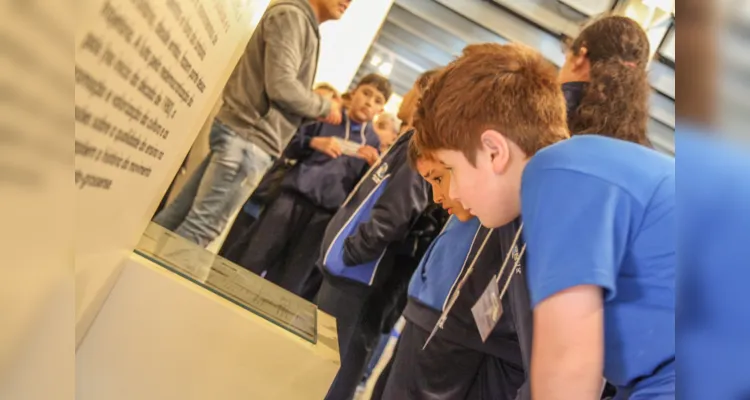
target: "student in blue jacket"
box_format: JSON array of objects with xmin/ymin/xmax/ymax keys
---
[
  {"xmin": 315, "ymin": 71, "xmax": 435, "ymax": 400},
  {"xmin": 414, "ymin": 40, "xmax": 675, "ymax": 400},
  {"xmin": 231, "ymin": 74, "xmax": 389, "ymax": 296},
  {"xmin": 376, "ymin": 139, "xmax": 530, "ymax": 400}
]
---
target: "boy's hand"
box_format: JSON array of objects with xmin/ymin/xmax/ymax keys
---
[
  {"xmin": 321, "ymin": 100, "xmax": 343, "ymax": 125},
  {"xmin": 357, "ymin": 145, "xmax": 380, "ymax": 166},
  {"xmin": 310, "ymin": 137, "xmax": 342, "ymax": 158}
]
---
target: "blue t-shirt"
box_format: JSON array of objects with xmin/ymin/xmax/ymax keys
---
[
  {"xmin": 521, "ymin": 135, "xmax": 675, "ymax": 396},
  {"xmin": 678, "ymin": 126, "xmax": 750, "ymax": 400}
]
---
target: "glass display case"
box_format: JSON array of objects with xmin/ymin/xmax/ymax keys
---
[{"xmin": 135, "ymin": 222, "xmax": 318, "ymax": 343}]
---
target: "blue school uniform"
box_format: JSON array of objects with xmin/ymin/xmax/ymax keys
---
[
  {"xmin": 282, "ymin": 111, "xmax": 380, "ymax": 211},
  {"xmin": 520, "ymin": 135, "xmax": 675, "ymax": 398}
]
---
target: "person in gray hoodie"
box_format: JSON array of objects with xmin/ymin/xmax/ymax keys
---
[{"xmin": 153, "ymin": 0, "xmax": 349, "ymax": 246}]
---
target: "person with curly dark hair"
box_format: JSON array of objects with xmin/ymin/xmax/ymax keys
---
[{"xmin": 560, "ymin": 15, "xmax": 652, "ymax": 147}]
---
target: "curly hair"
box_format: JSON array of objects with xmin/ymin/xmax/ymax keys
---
[{"xmin": 568, "ymin": 15, "xmax": 652, "ymax": 146}]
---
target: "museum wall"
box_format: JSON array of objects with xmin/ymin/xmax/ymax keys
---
[{"xmin": 74, "ymin": 0, "xmax": 271, "ymax": 348}]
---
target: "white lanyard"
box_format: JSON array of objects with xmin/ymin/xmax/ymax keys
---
[
  {"xmin": 495, "ymin": 225, "xmax": 526, "ymax": 301},
  {"xmin": 423, "ymin": 223, "xmax": 525, "ymax": 349}
]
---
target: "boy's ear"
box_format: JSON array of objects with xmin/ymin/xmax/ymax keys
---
[{"xmin": 479, "ymin": 129, "xmax": 510, "ymax": 175}]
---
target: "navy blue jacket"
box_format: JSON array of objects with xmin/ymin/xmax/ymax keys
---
[
  {"xmin": 318, "ymin": 130, "xmax": 430, "ymax": 288},
  {"xmin": 281, "ymin": 112, "xmax": 380, "ymax": 211},
  {"xmin": 404, "ymin": 217, "xmax": 533, "ymax": 399}
]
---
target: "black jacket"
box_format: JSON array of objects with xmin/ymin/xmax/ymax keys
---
[
  {"xmin": 281, "ymin": 114, "xmax": 379, "ymax": 211},
  {"xmin": 317, "ymin": 130, "xmax": 430, "ymax": 290}
]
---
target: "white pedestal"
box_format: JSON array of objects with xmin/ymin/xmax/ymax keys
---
[{"xmin": 76, "ymin": 254, "xmax": 339, "ymax": 400}]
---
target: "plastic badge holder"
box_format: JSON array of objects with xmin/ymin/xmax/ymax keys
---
[{"xmin": 334, "ymin": 137, "xmax": 362, "ymax": 157}]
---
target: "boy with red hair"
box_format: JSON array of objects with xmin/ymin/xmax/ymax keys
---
[{"xmin": 414, "ymin": 43, "xmax": 675, "ymax": 399}]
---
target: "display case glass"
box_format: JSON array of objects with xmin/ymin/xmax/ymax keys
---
[{"xmin": 135, "ymin": 223, "xmax": 318, "ymax": 343}]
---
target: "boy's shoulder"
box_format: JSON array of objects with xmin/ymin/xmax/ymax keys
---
[
  {"xmin": 265, "ymin": 1, "xmax": 311, "ymax": 17},
  {"xmin": 525, "ymin": 135, "xmax": 674, "ymax": 199}
]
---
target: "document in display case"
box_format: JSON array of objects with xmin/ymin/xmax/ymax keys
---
[{"xmin": 135, "ymin": 222, "xmax": 318, "ymax": 343}]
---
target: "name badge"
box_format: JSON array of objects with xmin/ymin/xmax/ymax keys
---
[
  {"xmin": 472, "ymin": 276, "xmax": 503, "ymax": 342},
  {"xmin": 471, "ymin": 242, "xmax": 526, "ymax": 342}
]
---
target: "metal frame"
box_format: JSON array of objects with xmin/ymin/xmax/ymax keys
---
[{"xmin": 655, "ymin": 19, "xmax": 675, "ymax": 68}]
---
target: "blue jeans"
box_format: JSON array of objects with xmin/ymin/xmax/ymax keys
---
[{"xmin": 153, "ymin": 120, "xmax": 273, "ymax": 247}]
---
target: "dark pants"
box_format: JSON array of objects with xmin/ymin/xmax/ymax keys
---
[
  {"xmin": 381, "ymin": 321, "xmax": 525, "ymax": 400},
  {"xmin": 370, "ymin": 346, "xmax": 393, "ymax": 400},
  {"xmin": 316, "ymin": 278, "xmax": 376, "ymax": 400},
  {"xmin": 230, "ymin": 190, "xmax": 332, "ymax": 296},
  {"xmin": 218, "ymin": 208, "xmax": 257, "ymax": 259}
]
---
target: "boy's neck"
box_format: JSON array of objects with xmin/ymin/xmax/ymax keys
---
[
  {"xmin": 308, "ymin": 0, "xmax": 330, "ymax": 24},
  {"xmin": 346, "ymin": 109, "xmax": 367, "ymax": 124}
]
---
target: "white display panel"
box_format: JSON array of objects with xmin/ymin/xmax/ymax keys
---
[
  {"xmin": 135, "ymin": 223, "xmax": 319, "ymax": 343},
  {"xmin": 76, "ymin": 254, "xmax": 339, "ymax": 400},
  {"xmin": 74, "ymin": 0, "xmax": 270, "ymax": 345}
]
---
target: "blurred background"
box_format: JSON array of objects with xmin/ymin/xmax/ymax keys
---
[{"xmin": 350, "ymin": 0, "xmax": 676, "ymax": 154}]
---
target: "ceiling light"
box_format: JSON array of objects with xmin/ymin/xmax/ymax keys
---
[{"xmin": 377, "ymin": 62, "xmax": 393, "ymax": 77}]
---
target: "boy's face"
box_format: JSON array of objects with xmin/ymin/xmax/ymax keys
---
[
  {"xmin": 436, "ymin": 131, "xmax": 522, "ymax": 228},
  {"xmin": 349, "ymin": 83, "xmax": 386, "ymax": 123},
  {"xmin": 416, "ymin": 157, "xmax": 473, "ymax": 222},
  {"xmin": 318, "ymin": 0, "xmax": 351, "ymax": 21}
]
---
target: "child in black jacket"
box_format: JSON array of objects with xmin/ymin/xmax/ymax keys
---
[
  {"xmin": 315, "ymin": 70, "xmax": 440, "ymax": 400},
  {"xmin": 231, "ymin": 75, "xmax": 391, "ymax": 297}
]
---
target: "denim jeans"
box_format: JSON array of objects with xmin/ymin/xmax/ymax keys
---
[{"xmin": 153, "ymin": 120, "xmax": 273, "ymax": 247}]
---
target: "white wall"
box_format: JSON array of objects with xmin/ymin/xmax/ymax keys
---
[
  {"xmin": 315, "ymin": 0, "xmax": 396, "ymax": 92},
  {"xmin": 74, "ymin": 0, "xmax": 270, "ymax": 348}
]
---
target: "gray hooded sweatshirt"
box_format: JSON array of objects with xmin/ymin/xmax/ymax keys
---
[{"xmin": 216, "ymin": 0, "xmax": 332, "ymax": 157}]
